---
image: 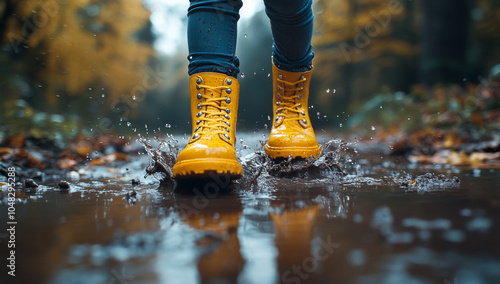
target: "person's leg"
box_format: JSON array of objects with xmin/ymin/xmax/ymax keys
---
[
  {"xmin": 263, "ymin": 0, "xmax": 314, "ymax": 72},
  {"xmin": 187, "ymin": 0, "xmax": 243, "ymax": 77},
  {"xmin": 173, "ymin": 0, "xmax": 244, "ymax": 179},
  {"xmin": 263, "ymin": 0, "xmax": 320, "ymax": 159}
]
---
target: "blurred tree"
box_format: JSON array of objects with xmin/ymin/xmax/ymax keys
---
[
  {"xmin": 0, "ymin": 0, "xmax": 154, "ymax": 111},
  {"xmin": 312, "ymin": 0, "xmax": 418, "ymax": 121},
  {"xmin": 419, "ymin": 0, "xmax": 469, "ymax": 86}
]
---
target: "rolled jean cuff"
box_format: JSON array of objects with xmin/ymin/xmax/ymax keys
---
[
  {"xmin": 188, "ymin": 52, "xmax": 240, "ymax": 77},
  {"xmin": 272, "ymin": 44, "xmax": 314, "ymax": 73}
]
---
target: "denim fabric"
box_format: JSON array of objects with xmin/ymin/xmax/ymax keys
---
[{"xmin": 187, "ymin": 0, "xmax": 314, "ymax": 77}]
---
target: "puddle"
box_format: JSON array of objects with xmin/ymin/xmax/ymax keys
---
[{"xmin": 1, "ymin": 133, "xmax": 499, "ymax": 284}]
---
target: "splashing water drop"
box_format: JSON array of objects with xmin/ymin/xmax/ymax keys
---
[
  {"xmin": 240, "ymin": 73, "xmax": 245, "ymax": 78},
  {"xmin": 371, "ymin": 126, "xmax": 376, "ymax": 131},
  {"xmin": 165, "ymin": 124, "xmax": 171, "ymax": 128},
  {"xmin": 326, "ymin": 89, "xmax": 330, "ymax": 93},
  {"xmin": 127, "ymin": 122, "xmax": 131, "ymax": 127}
]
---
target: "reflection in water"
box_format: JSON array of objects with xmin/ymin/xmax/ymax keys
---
[{"xmin": 2, "ymin": 151, "xmax": 500, "ymax": 284}]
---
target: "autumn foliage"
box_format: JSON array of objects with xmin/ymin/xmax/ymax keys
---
[{"xmin": 1, "ymin": 0, "xmax": 153, "ymax": 106}]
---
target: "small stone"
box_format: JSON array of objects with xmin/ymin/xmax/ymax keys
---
[
  {"xmin": 58, "ymin": 180, "xmax": 70, "ymax": 189},
  {"xmin": 131, "ymin": 179, "xmax": 140, "ymax": 185},
  {"xmin": 125, "ymin": 190, "xmax": 137, "ymax": 200},
  {"xmin": 25, "ymin": 179, "xmax": 39, "ymax": 188}
]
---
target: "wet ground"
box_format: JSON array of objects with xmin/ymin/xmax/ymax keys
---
[{"xmin": 1, "ymin": 133, "xmax": 500, "ymax": 284}]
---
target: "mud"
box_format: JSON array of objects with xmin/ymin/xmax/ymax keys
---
[{"xmin": 1, "ymin": 133, "xmax": 499, "ymax": 284}]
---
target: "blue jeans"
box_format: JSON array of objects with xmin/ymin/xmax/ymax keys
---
[{"xmin": 187, "ymin": 0, "xmax": 314, "ymax": 77}]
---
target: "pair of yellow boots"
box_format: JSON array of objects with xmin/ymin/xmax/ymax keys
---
[{"xmin": 172, "ymin": 63, "xmax": 320, "ymax": 179}]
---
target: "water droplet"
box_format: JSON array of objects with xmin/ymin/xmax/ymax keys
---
[
  {"xmin": 267, "ymin": 73, "xmax": 271, "ymax": 77},
  {"xmin": 267, "ymin": 115, "xmax": 271, "ymax": 121},
  {"xmin": 333, "ymin": 89, "xmax": 336, "ymax": 93},
  {"xmin": 133, "ymin": 95, "xmax": 137, "ymax": 100},
  {"xmin": 127, "ymin": 122, "xmax": 131, "ymax": 127},
  {"xmin": 371, "ymin": 126, "xmax": 376, "ymax": 131},
  {"xmin": 264, "ymin": 124, "xmax": 268, "ymax": 129},
  {"xmin": 240, "ymin": 73, "xmax": 245, "ymax": 78},
  {"xmin": 101, "ymin": 94, "xmax": 105, "ymax": 98},
  {"xmin": 239, "ymin": 138, "xmax": 244, "ymax": 144},
  {"xmin": 188, "ymin": 55, "xmax": 193, "ymax": 60},
  {"xmin": 380, "ymin": 105, "xmax": 383, "ymax": 109},
  {"xmin": 165, "ymin": 124, "xmax": 171, "ymax": 128},
  {"xmin": 88, "ymin": 87, "xmax": 92, "ymax": 90},
  {"xmin": 244, "ymin": 34, "xmax": 247, "ymax": 38},
  {"xmin": 262, "ymin": 134, "xmax": 266, "ymax": 139},
  {"xmin": 408, "ymin": 117, "xmax": 411, "ymax": 120},
  {"xmin": 326, "ymin": 89, "xmax": 330, "ymax": 93},
  {"xmin": 339, "ymin": 123, "xmax": 343, "ymax": 127}
]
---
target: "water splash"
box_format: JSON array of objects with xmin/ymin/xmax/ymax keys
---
[{"xmin": 140, "ymin": 134, "xmax": 179, "ymax": 181}]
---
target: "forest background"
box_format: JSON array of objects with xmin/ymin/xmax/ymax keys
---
[{"xmin": 1, "ymin": 0, "xmax": 499, "ymax": 143}]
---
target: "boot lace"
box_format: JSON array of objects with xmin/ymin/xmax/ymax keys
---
[
  {"xmin": 275, "ymin": 76, "xmax": 307, "ymax": 122},
  {"xmin": 194, "ymin": 83, "xmax": 232, "ymax": 141}
]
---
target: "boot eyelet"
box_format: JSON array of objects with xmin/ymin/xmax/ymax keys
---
[
  {"xmin": 225, "ymin": 128, "xmax": 230, "ymax": 133},
  {"xmin": 275, "ymin": 117, "xmax": 280, "ymax": 122},
  {"xmin": 225, "ymin": 114, "xmax": 230, "ymax": 120},
  {"xmin": 300, "ymin": 76, "xmax": 304, "ymax": 80},
  {"xmin": 224, "ymin": 134, "xmax": 230, "ymax": 140},
  {"xmin": 196, "ymin": 120, "xmax": 201, "ymax": 125},
  {"xmin": 276, "ymin": 102, "xmax": 280, "ymax": 106},
  {"xmin": 226, "ymin": 97, "xmax": 231, "ymax": 104},
  {"xmin": 197, "ymin": 93, "xmax": 202, "ymax": 99},
  {"xmin": 298, "ymin": 94, "xmax": 302, "ymax": 99},
  {"xmin": 195, "ymin": 127, "xmax": 200, "ymax": 132},
  {"xmin": 226, "ymin": 78, "xmax": 232, "ymax": 85},
  {"xmin": 299, "ymin": 103, "xmax": 302, "ymax": 107},
  {"xmin": 226, "ymin": 88, "xmax": 232, "ymax": 94},
  {"xmin": 196, "ymin": 78, "xmax": 202, "ymax": 84},
  {"xmin": 197, "ymin": 103, "xmax": 202, "ymax": 110},
  {"xmin": 300, "ymin": 87, "xmax": 304, "ymax": 91},
  {"xmin": 226, "ymin": 121, "xmax": 230, "ymax": 126},
  {"xmin": 302, "ymin": 119, "xmax": 307, "ymax": 124},
  {"xmin": 279, "ymin": 74, "xmax": 283, "ymax": 79},
  {"xmin": 196, "ymin": 112, "xmax": 202, "ymax": 117},
  {"xmin": 193, "ymin": 133, "xmax": 200, "ymax": 139},
  {"xmin": 276, "ymin": 110, "xmax": 279, "ymax": 114},
  {"xmin": 301, "ymin": 110, "xmax": 305, "ymax": 116},
  {"xmin": 225, "ymin": 108, "xmax": 230, "ymax": 113},
  {"xmin": 196, "ymin": 85, "xmax": 201, "ymax": 90},
  {"xmin": 277, "ymin": 86, "xmax": 282, "ymax": 91}
]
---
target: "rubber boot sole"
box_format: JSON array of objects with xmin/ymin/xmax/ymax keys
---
[
  {"xmin": 172, "ymin": 158, "xmax": 243, "ymax": 179},
  {"xmin": 264, "ymin": 144, "xmax": 321, "ymax": 159}
]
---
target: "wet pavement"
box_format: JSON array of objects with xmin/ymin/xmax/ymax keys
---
[{"xmin": 1, "ymin": 133, "xmax": 500, "ymax": 284}]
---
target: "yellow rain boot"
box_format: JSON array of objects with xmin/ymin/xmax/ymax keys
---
[
  {"xmin": 265, "ymin": 63, "xmax": 321, "ymax": 159},
  {"xmin": 172, "ymin": 73, "xmax": 242, "ymax": 179}
]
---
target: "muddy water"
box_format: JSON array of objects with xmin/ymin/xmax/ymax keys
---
[{"xmin": 1, "ymin": 134, "xmax": 500, "ymax": 284}]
